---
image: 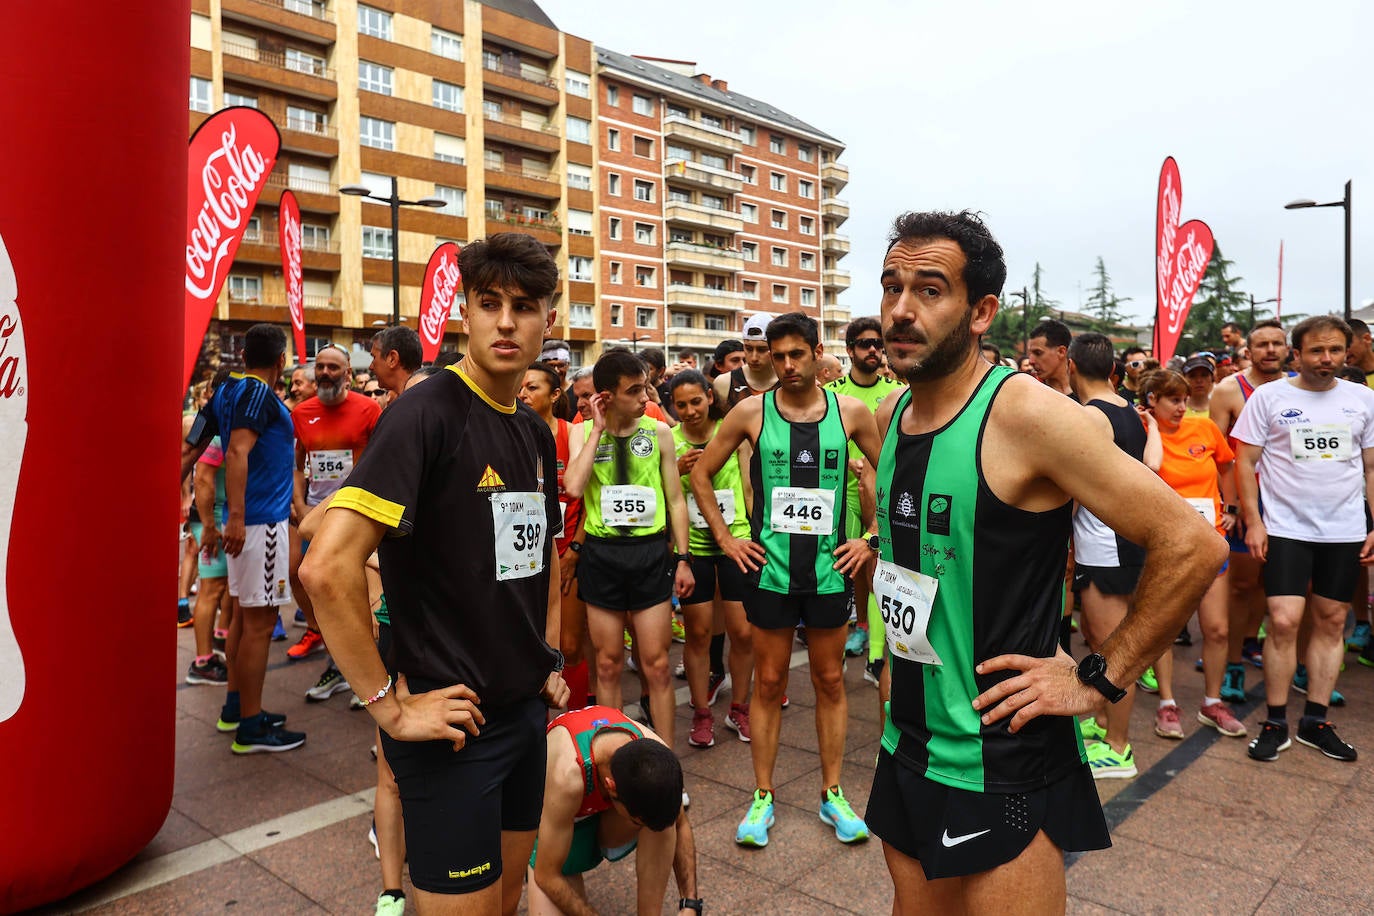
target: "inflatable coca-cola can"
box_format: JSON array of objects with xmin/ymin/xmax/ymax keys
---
[{"xmin": 0, "ymin": 5, "xmax": 188, "ymax": 911}]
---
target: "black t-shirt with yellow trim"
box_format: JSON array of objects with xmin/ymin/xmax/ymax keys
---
[{"xmin": 333, "ymin": 365, "xmax": 561, "ymax": 706}]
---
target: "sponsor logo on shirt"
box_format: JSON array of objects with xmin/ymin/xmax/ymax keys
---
[
  {"xmin": 796, "ymin": 449, "xmax": 815, "ymax": 465},
  {"xmin": 926, "ymin": 494, "xmax": 952, "ymax": 537},
  {"xmin": 824, "ymin": 448, "xmax": 840, "ymax": 470},
  {"xmin": 891, "ymin": 490, "xmax": 920, "ymax": 531},
  {"xmin": 476, "ymin": 465, "xmax": 505, "ymax": 492},
  {"xmin": 629, "ymin": 430, "xmax": 655, "ymax": 458},
  {"xmin": 1188, "ymin": 444, "xmax": 1206, "ymax": 457}
]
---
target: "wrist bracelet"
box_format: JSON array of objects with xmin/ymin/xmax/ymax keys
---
[{"xmin": 361, "ymin": 674, "xmax": 393, "ymax": 707}]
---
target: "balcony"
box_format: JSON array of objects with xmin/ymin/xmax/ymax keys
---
[
  {"xmin": 663, "ymin": 115, "xmax": 743, "ymax": 154},
  {"xmin": 665, "ymin": 201, "xmax": 743, "ymax": 234},
  {"xmin": 235, "ymin": 231, "xmax": 341, "ymax": 271},
  {"xmin": 820, "ymin": 197, "xmax": 849, "ymax": 224},
  {"xmin": 821, "ymin": 233, "xmax": 850, "ymax": 257},
  {"xmin": 664, "ymin": 158, "xmax": 743, "ymax": 194},
  {"xmin": 221, "ymin": 44, "xmax": 336, "ymax": 101},
  {"xmin": 485, "ymin": 211, "xmax": 562, "ymax": 246},
  {"xmin": 667, "ymin": 325, "xmax": 738, "ymax": 350},
  {"xmin": 483, "ymin": 160, "xmax": 561, "ymax": 199},
  {"xmin": 666, "ymin": 284, "xmax": 750, "ymax": 312},
  {"xmin": 277, "ymin": 114, "xmax": 338, "ymax": 156},
  {"xmin": 823, "ymin": 268, "xmax": 851, "ymax": 290},
  {"xmin": 480, "ymin": 60, "xmax": 559, "ymax": 105},
  {"xmin": 482, "ymin": 108, "xmax": 562, "ymax": 152},
  {"xmin": 221, "ymin": 0, "xmax": 335, "ymax": 44},
  {"xmin": 665, "ymin": 240, "xmax": 744, "ymax": 273},
  {"xmin": 823, "ymin": 305, "xmax": 851, "ymax": 326},
  {"xmin": 820, "ymin": 160, "xmax": 849, "ymax": 193},
  {"xmin": 264, "ymin": 172, "xmax": 339, "ymax": 213}
]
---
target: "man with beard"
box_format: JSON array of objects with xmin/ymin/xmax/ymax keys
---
[
  {"xmin": 867, "ymin": 211, "xmax": 1224, "ymax": 912},
  {"xmin": 287, "ymin": 345, "xmax": 382, "ymax": 694}
]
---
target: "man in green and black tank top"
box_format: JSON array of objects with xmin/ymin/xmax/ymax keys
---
[
  {"xmin": 691, "ymin": 312, "xmax": 884, "ymax": 850},
  {"xmin": 867, "ymin": 211, "xmax": 1226, "ymax": 910}
]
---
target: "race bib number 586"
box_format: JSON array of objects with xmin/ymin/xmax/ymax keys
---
[
  {"xmin": 491, "ymin": 492, "xmax": 547, "ymax": 581},
  {"xmin": 1290, "ymin": 423, "xmax": 1352, "ymax": 461}
]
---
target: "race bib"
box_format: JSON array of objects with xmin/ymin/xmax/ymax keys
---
[
  {"xmin": 490, "ymin": 492, "xmax": 547, "ymax": 581},
  {"xmin": 687, "ymin": 489, "xmax": 735, "ymax": 529},
  {"xmin": 601, "ymin": 484, "xmax": 656, "ymax": 528},
  {"xmin": 1290, "ymin": 424, "xmax": 1352, "ymax": 461},
  {"xmin": 872, "ymin": 559, "xmax": 942, "ymax": 666},
  {"xmin": 1185, "ymin": 497, "xmax": 1216, "ymax": 525},
  {"xmin": 769, "ymin": 487, "xmax": 834, "ymax": 535},
  {"xmin": 309, "ymin": 448, "xmax": 352, "ymax": 481}
]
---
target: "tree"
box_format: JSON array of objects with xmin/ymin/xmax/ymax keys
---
[
  {"xmin": 1083, "ymin": 256, "xmax": 1131, "ymax": 325},
  {"xmin": 985, "ymin": 262, "xmax": 1059, "ymax": 356},
  {"xmin": 1181, "ymin": 244, "xmax": 1251, "ymax": 352}
]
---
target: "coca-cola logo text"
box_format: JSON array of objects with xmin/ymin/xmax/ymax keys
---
[
  {"xmin": 186, "ymin": 124, "xmax": 270, "ymax": 300},
  {"xmin": 282, "ymin": 209, "xmax": 303, "ymax": 328},
  {"xmin": 1153, "ymin": 157, "xmax": 1214, "ymax": 364},
  {"xmin": 421, "ymin": 250, "xmax": 462, "ymax": 346},
  {"xmin": 0, "ymin": 314, "xmax": 23, "ymax": 400}
]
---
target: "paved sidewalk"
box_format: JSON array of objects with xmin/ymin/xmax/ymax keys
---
[{"xmin": 40, "ymin": 625, "xmax": 1374, "ymax": 914}]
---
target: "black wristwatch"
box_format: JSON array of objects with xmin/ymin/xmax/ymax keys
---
[
  {"xmin": 1224, "ymin": 504, "xmax": 1238, "ymax": 516},
  {"xmin": 867, "ymin": 533, "xmax": 881, "ymax": 552},
  {"xmin": 676, "ymin": 552, "xmax": 692, "ymax": 564},
  {"xmin": 1076, "ymin": 653, "xmax": 1126, "ymax": 703},
  {"xmin": 568, "ymin": 541, "xmax": 582, "ymax": 554},
  {"xmin": 679, "ymin": 898, "xmax": 703, "ymax": 914},
  {"xmin": 551, "ymin": 649, "xmax": 566, "ymax": 673}
]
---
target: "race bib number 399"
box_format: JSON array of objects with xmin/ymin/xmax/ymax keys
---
[
  {"xmin": 769, "ymin": 487, "xmax": 834, "ymax": 535},
  {"xmin": 491, "ymin": 492, "xmax": 547, "ymax": 581},
  {"xmin": 1289, "ymin": 424, "xmax": 1352, "ymax": 461},
  {"xmin": 872, "ymin": 559, "xmax": 942, "ymax": 666}
]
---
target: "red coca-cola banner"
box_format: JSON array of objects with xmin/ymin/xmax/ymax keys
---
[
  {"xmin": 1153, "ymin": 156, "xmax": 1214, "ymax": 364},
  {"xmin": 419, "ymin": 242, "xmax": 463, "ymax": 362},
  {"xmin": 184, "ymin": 107, "xmax": 281, "ymax": 384},
  {"xmin": 279, "ymin": 190, "xmax": 305, "ymax": 363}
]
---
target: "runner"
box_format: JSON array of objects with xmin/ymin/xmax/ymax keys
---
[
  {"xmin": 527, "ymin": 705, "xmax": 699, "ymax": 916},
  {"xmin": 186, "ymin": 368, "xmax": 234, "ymax": 685},
  {"xmin": 866, "ymin": 211, "xmax": 1224, "ymax": 912},
  {"xmin": 1026, "ymin": 319, "xmax": 1073, "ymax": 396},
  {"xmin": 1234, "ymin": 315, "xmax": 1374, "ymax": 763},
  {"xmin": 288, "ymin": 362, "xmax": 317, "ymax": 409},
  {"xmin": 713, "ymin": 313, "xmax": 778, "ymax": 412},
  {"xmin": 368, "ymin": 325, "xmax": 422, "ymax": 394},
  {"xmin": 690, "ymin": 311, "xmax": 882, "ymax": 848},
  {"xmin": 1181, "ymin": 353, "xmax": 1215, "ymax": 418},
  {"xmin": 708, "ymin": 339, "xmax": 745, "ymax": 381},
  {"xmin": 1118, "ymin": 346, "xmax": 1148, "ymax": 406},
  {"xmin": 301, "ymin": 233, "xmax": 570, "ymax": 914}
]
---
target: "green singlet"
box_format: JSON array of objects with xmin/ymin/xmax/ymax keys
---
[
  {"xmin": 826, "ymin": 373, "xmax": 902, "ymax": 538},
  {"xmin": 672, "ymin": 421, "xmax": 749, "ymax": 556},
  {"xmin": 582, "ymin": 416, "xmax": 667, "ymax": 538},
  {"xmin": 875, "ymin": 365, "xmax": 1083, "ymax": 792}
]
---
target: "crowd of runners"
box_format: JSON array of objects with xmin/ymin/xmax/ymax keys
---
[{"xmin": 177, "ymin": 214, "xmax": 1374, "ymax": 915}]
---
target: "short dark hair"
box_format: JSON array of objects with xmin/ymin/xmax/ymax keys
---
[
  {"xmin": 765, "ymin": 311, "xmax": 819, "ymax": 348},
  {"xmin": 1221, "ymin": 321, "xmax": 1244, "ymax": 334},
  {"xmin": 1338, "ymin": 366, "xmax": 1367, "ymax": 384},
  {"xmin": 1348, "ymin": 318, "xmax": 1369, "ymax": 337},
  {"xmin": 242, "ymin": 323, "xmax": 287, "ymax": 369},
  {"xmin": 1122, "ymin": 346, "xmax": 1147, "ymax": 360},
  {"xmin": 1067, "ymin": 332, "xmax": 1115, "ymax": 381},
  {"xmin": 459, "ymin": 232, "xmax": 559, "ymax": 301},
  {"xmin": 593, "ymin": 347, "xmax": 647, "ymax": 393},
  {"xmin": 1029, "ymin": 319, "xmax": 1072, "ymax": 350},
  {"xmin": 711, "ymin": 339, "xmax": 743, "ymax": 371},
  {"xmin": 886, "ymin": 210, "xmax": 1007, "ymax": 305},
  {"xmin": 1291, "ymin": 314, "xmax": 1353, "ymax": 350},
  {"xmin": 433, "ymin": 350, "xmax": 463, "ymax": 369},
  {"xmin": 639, "ymin": 348, "xmax": 666, "ymax": 372},
  {"xmin": 675, "ymin": 347, "xmax": 697, "ymax": 362},
  {"xmin": 408, "ymin": 365, "xmax": 441, "ymax": 381},
  {"xmin": 845, "ymin": 316, "xmax": 882, "ymax": 348},
  {"xmin": 371, "ymin": 326, "xmax": 423, "ymax": 372},
  {"xmin": 609, "ymin": 739, "xmax": 682, "ymax": 832},
  {"xmin": 524, "ymin": 361, "xmax": 566, "ymax": 412},
  {"xmin": 1247, "ymin": 318, "xmax": 1285, "ymax": 346},
  {"xmin": 980, "ymin": 341, "xmax": 1003, "ymax": 365}
]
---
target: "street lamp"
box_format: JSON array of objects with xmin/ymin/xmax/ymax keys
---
[
  {"xmin": 340, "ymin": 176, "xmax": 446, "ymax": 324},
  {"xmin": 1249, "ymin": 294, "xmax": 1278, "ymax": 326},
  {"xmin": 1004, "ymin": 287, "xmax": 1030, "ymax": 356},
  {"xmin": 1284, "ymin": 179, "xmax": 1351, "ymax": 321}
]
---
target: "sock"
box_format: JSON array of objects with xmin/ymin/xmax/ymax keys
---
[
  {"xmin": 1266, "ymin": 704, "xmax": 1287, "ymax": 724},
  {"xmin": 562, "ymin": 661, "xmax": 589, "ymax": 709},
  {"xmin": 1203, "ymin": 696, "xmax": 1220, "ymax": 706},
  {"xmin": 214, "ymin": 628, "xmax": 229, "ymax": 639},
  {"xmin": 1303, "ymin": 701, "xmax": 1327, "ymax": 721},
  {"xmin": 195, "ymin": 654, "xmax": 214, "ymax": 666},
  {"xmin": 381, "ymin": 889, "xmax": 405, "ymax": 901},
  {"xmin": 709, "ymin": 634, "xmax": 725, "ymax": 674},
  {"xmin": 1158, "ymin": 698, "xmax": 1177, "ymax": 709},
  {"xmin": 178, "ymin": 597, "xmax": 189, "ymax": 608}
]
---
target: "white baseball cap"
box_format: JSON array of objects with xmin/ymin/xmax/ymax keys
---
[{"xmin": 742, "ymin": 313, "xmax": 772, "ymax": 340}]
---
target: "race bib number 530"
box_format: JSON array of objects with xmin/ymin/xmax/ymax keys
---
[
  {"xmin": 872, "ymin": 559, "xmax": 942, "ymax": 666},
  {"xmin": 491, "ymin": 492, "xmax": 547, "ymax": 581}
]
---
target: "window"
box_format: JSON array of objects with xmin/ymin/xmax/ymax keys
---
[
  {"xmin": 667, "ymin": 143, "xmax": 692, "ymax": 162},
  {"xmin": 566, "ymin": 70, "xmax": 590, "ymax": 98},
  {"xmin": 570, "ymin": 303, "xmax": 594, "ymax": 328},
  {"xmin": 799, "ymin": 216, "xmax": 815, "ymax": 236},
  {"xmin": 567, "ymin": 117, "xmax": 591, "ymax": 145},
  {"xmin": 739, "ymin": 125, "xmax": 756, "ymax": 145},
  {"xmin": 227, "ymin": 275, "xmax": 262, "ymax": 302},
  {"xmin": 191, "ymin": 13, "xmax": 212, "ymax": 50},
  {"xmin": 433, "ymin": 80, "xmax": 463, "ymax": 112},
  {"xmin": 608, "ymin": 217, "xmax": 622, "ymax": 240},
  {"xmin": 740, "ymin": 203, "xmax": 758, "ymax": 223},
  {"xmin": 701, "ymin": 194, "xmax": 725, "ymax": 211},
  {"xmin": 358, "ymin": 61, "xmax": 392, "ymax": 95},
  {"xmin": 607, "ymin": 173, "xmax": 621, "ymax": 196},
  {"xmin": 705, "ymin": 315, "xmax": 728, "ymax": 332},
  {"xmin": 667, "ymin": 103, "xmax": 689, "ymax": 118},
  {"xmin": 606, "ymin": 85, "xmax": 619, "ymax": 107},
  {"xmin": 800, "ymin": 251, "xmax": 815, "ymax": 271},
  {"xmin": 243, "ymin": 215, "xmax": 263, "ymax": 242},
  {"xmin": 434, "ymin": 133, "xmax": 465, "ymax": 164},
  {"xmin": 569, "ymin": 256, "xmax": 593, "ymax": 281},
  {"xmin": 290, "ymin": 162, "xmax": 332, "ymax": 193},
  {"xmin": 700, "ymin": 112, "xmax": 722, "ymax": 129},
  {"xmin": 739, "ymin": 164, "xmax": 756, "ymax": 184},
  {"xmin": 432, "ymin": 27, "xmax": 463, "ymax": 60},
  {"xmin": 633, "ymin": 136, "xmax": 653, "ymax": 158},
  {"xmin": 670, "ymin": 229, "xmax": 692, "ymax": 244},
  {"xmin": 801, "ymin": 288, "xmax": 816, "ymax": 306},
  {"xmin": 609, "ymin": 262, "xmax": 622, "ymax": 285},
  {"xmin": 700, "ymin": 152, "xmax": 726, "ymax": 170},
  {"xmin": 771, "ymin": 247, "xmax": 788, "ymax": 267},
  {"xmin": 607, "ymin": 128, "xmax": 620, "ymax": 151},
  {"xmin": 285, "ymin": 48, "xmax": 325, "ymax": 76},
  {"xmin": 633, "ymin": 179, "xmax": 654, "ymax": 202},
  {"xmin": 610, "ymin": 304, "xmax": 623, "ymax": 326},
  {"xmin": 634, "ymin": 222, "xmax": 654, "ymax": 245},
  {"xmin": 224, "ymin": 91, "xmax": 258, "ymax": 108},
  {"xmin": 770, "ymin": 209, "xmax": 787, "ymax": 230},
  {"xmin": 434, "ymin": 185, "xmax": 466, "ymax": 216},
  {"xmin": 221, "ymin": 31, "xmax": 258, "ymax": 59},
  {"xmin": 635, "ymin": 266, "xmax": 656, "ymax": 288},
  {"xmin": 632, "ymin": 94, "xmax": 654, "ymax": 116},
  {"xmin": 770, "ymin": 172, "xmax": 786, "ymax": 192},
  {"xmin": 300, "ymin": 223, "xmax": 330, "ymax": 249},
  {"xmin": 668, "ymin": 188, "xmax": 690, "ymax": 204},
  {"xmin": 287, "ymin": 105, "xmax": 327, "ymax": 134},
  {"xmin": 740, "ymin": 242, "xmax": 758, "ymax": 262},
  {"xmin": 742, "ymin": 280, "xmax": 758, "ymax": 299},
  {"xmin": 358, "ymin": 5, "xmax": 392, "ymax": 39},
  {"xmin": 362, "ymin": 226, "xmax": 393, "ymax": 259},
  {"xmin": 568, "ymin": 210, "xmax": 593, "ymax": 235},
  {"xmin": 636, "ymin": 306, "xmax": 657, "ymax": 328},
  {"xmin": 189, "ymin": 77, "xmax": 211, "ymax": 113},
  {"xmin": 772, "ymin": 284, "xmax": 789, "ymax": 303},
  {"xmin": 567, "ymin": 163, "xmax": 592, "ymax": 190},
  {"xmin": 798, "ymin": 144, "xmax": 814, "ymax": 163},
  {"xmin": 671, "ymin": 312, "xmax": 692, "ymax": 329},
  {"xmin": 359, "ymin": 117, "xmax": 394, "ymax": 150},
  {"xmin": 482, "ymin": 99, "xmax": 502, "ymax": 120},
  {"xmin": 482, "ymin": 49, "xmax": 500, "ymax": 70},
  {"xmin": 484, "ymin": 199, "xmax": 505, "ymax": 220},
  {"xmin": 769, "ymin": 134, "xmax": 785, "ymax": 154},
  {"xmin": 799, "ymin": 179, "xmax": 814, "ymax": 199}
]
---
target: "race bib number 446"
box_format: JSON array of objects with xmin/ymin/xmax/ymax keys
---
[
  {"xmin": 1289, "ymin": 424, "xmax": 1352, "ymax": 461},
  {"xmin": 769, "ymin": 487, "xmax": 834, "ymax": 535},
  {"xmin": 872, "ymin": 559, "xmax": 942, "ymax": 666},
  {"xmin": 491, "ymin": 492, "xmax": 546, "ymax": 581}
]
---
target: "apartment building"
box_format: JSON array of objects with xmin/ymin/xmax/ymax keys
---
[{"xmin": 188, "ymin": 0, "xmax": 848, "ymax": 370}]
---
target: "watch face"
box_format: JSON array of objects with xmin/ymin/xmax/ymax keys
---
[{"xmin": 1079, "ymin": 654, "xmax": 1107, "ymax": 682}]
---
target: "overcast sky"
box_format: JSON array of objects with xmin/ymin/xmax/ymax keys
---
[{"xmin": 539, "ymin": 0, "xmax": 1372, "ymax": 326}]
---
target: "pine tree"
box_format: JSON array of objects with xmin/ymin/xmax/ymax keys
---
[
  {"xmin": 985, "ymin": 262, "xmax": 1059, "ymax": 356},
  {"xmin": 1083, "ymin": 257, "xmax": 1130, "ymax": 325}
]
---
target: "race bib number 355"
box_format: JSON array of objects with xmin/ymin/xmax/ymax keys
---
[
  {"xmin": 1289, "ymin": 424, "xmax": 1352, "ymax": 461},
  {"xmin": 491, "ymin": 492, "xmax": 547, "ymax": 581},
  {"xmin": 601, "ymin": 484, "xmax": 656, "ymax": 528},
  {"xmin": 769, "ymin": 487, "xmax": 834, "ymax": 536},
  {"xmin": 872, "ymin": 559, "xmax": 942, "ymax": 666}
]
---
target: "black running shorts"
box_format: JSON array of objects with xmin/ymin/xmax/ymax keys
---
[
  {"xmin": 745, "ymin": 585, "xmax": 851, "ymax": 630},
  {"xmin": 1072, "ymin": 564, "xmax": 1142, "ymax": 597},
  {"xmin": 1264, "ymin": 536, "xmax": 1362, "ymax": 602},
  {"xmin": 682, "ymin": 553, "xmax": 750, "ymax": 605},
  {"xmin": 866, "ymin": 752, "xmax": 1110, "ymax": 880},
  {"xmin": 380, "ymin": 695, "xmax": 546, "ymax": 894},
  {"xmin": 577, "ymin": 535, "xmax": 673, "ymax": 612}
]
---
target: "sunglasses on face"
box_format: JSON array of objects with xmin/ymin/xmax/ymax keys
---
[
  {"xmin": 365, "ymin": 389, "xmax": 385, "ymax": 397},
  {"xmin": 1127, "ymin": 360, "xmax": 1145, "ymax": 369},
  {"xmin": 853, "ymin": 339, "xmax": 884, "ymax": 351}
]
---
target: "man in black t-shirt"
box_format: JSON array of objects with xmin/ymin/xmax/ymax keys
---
[{"xmin": 302, "ymin": 233, "xmax": 570, "ymax": 914}]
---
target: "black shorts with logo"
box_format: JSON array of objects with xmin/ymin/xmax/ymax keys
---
[
  {"xmin": 682, "ymin": 553, "xmax": 750, "ymax": 605},
  {"xmin": 577, "ymin": 534, "xmax": 673, "ymax": 612},
  {"xmin": 1264, "ymin": 536, "xmax": 1362, "ymax": 602},
  {"xmin": 1072, "ymin": 564, "xmax": 1142, "ymax": 597},
  {"xmin": 745, "ymin": 585, "xmax": 852, "ymax": 630},
  {"xmin": 866, "ymin": 751, "xmax": 1110, "ymax": 880},
  {"xmin": 380, "ymin": 694, "xmax": 546, "ymax": 894}
]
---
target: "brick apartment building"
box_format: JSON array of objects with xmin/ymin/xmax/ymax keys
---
[{"xmin": 189, "ymin": 0, "xmax": 849, "ymax": 372}]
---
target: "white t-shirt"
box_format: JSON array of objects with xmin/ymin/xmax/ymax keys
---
[{"xmin": 1230, "ymin": 377, "xmax": 1374, "ymax": 542}]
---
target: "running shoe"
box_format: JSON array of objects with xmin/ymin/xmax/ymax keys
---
[
  {"xmin": 706, "ymin": 671, "xmax": 726, "ymax": 706},
  {"xmin": 217, "ymin": 709, "xmax": 286, "ymax": 733},
  {"xmin": 271, "ymin": 614, "xmax": 287, "ymax": 641},
  {"xmin": 623, "ymin": 628, "xmax": 633, "ymax": 650},
  {"xmin": 819, "ymin": 786, "xmax": 869, "ymax": 843},
  {"xmin": 186, "ymin": 657, "xmax": 228, "ymax": 686},
  {"xmin": 1085, "ymin": 740, "xmax": 1137, "ymax": 779},
  {"xmin": 1154, "ymin": 704, "xmax": 1184, "ymax": 739},
  {"xmin": 1136, "ymin": 667, "xmax": 1159, "ymax": 693},
  {"xmin": 367, "ymin": 819, "xmax": 379, "ymax": 859},
  {"xmin": 794, "ymin": 625, "xmax": 808, "ymax": 647},
  {"xmin": 1247, "ymin": 720, "xmax": 1291, "ymax": 762},
  {"xmin": 725, "ymin": 703, "xmax": 751, "ymax": 742},
  {"xmin": 293, "ymin": 608, "xmax": 308, "ymax": 628},
  {"xmin": 671, "ymin": 616, "xmax": 687, "ymax": 644},
  {"xmin": 636, "ymin": 695, "xmax": 654, "ymax": 730},
  {"xmin": 212, "ymin": 631, "xmax": 227, "ymax": 660},
  {"xmin": 177, "ymin": 600, "xmax": 193, "ymax": 628},
  {"xmin": 1361, "ymin": 642, "xmax": 1374, "ymax": 670},
  {"xmin": 626, "ymin": 655, "xmax": 639, "ymax": 673},
  {"xmin": 305, "ymin": 666, "xmax": 351, "ymax": 702},
  {"xmin": 1174, "ymin": 626, "xmax": 1192, "ymax": 647},
  {"xmin": 1347, "ymin": 621, "xmax": 1372, "ymax": 653},
  {"xmin": 1198, "ymin": 701, "xmax": 1247, "ymax": 737},
  {"xmin": 688, "ymin": 707, "xmax": 715, "ymax": 748},
  {"xmin": 1242, "ymin": 639, "xmax": 1264, "ymax": 669},
  {"xmin": 1296, "ymin": 716, "xmax": 1357, "ymax": 761},
  {"xmin": 1193, "ymin": 657, "xmax": 1204, "ymax": 672},
  {"xmin": 781, "ymin": 694, "xmax": 790, "ymax": 709},
  {"xmin": 1078, "ymin": 717, "xmax": 1108, "ymax": 744},
  {"xmin": 736, "ymin": 789, "xmax": 775, "ymax": 847},
  {"xmin": 287, "ymin": 628, "xmax": 325, "ymax": 660},
  {"xmin": 674, "ymin": 661, "xmax": 686, "ymax": 679},
  {"xmin": 231, "ymin": 718, "xmax": 306, "ymax": 755},
  {"xmin": 376, "ymin": 893, "xmax": 404, "ymax": 916},
  {"xmin": 1292, "ymin": 665, "xmax": 1347, "ymax": 706},
  {"xmin": 864, "ymin": 657, "xmax": 885, "ymax": 688},
  {"xmin": 844, "ymin": 627, "xmax": 868, "ymax": 657},
  {"xmin": 1221, "ymin": 663, "xmax": 1248, "ymax": 704}
]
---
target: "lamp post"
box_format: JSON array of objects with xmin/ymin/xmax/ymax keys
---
[
  {"xmin": 1004, "ymin": 287, "xmax": 1030, "ymax": 356},
  {"xmin": 1249, "ymin": 294, "xmax": 1279, "ymax": 327},
  {"xmin": 340, "ymin": 176, "xmax": 446, "ymax": 325},
  {"xmin": 1284, "ymin": 179, "xmax": 1351, "ymax": 321}
]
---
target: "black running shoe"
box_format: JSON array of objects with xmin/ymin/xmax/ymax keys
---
[
  {"xmin": 1247, "ymin": 720, "xmax": 1291, "ymax": 762},
  {"xmin": 1174, "ymin": 626, "xmax": 1192, "ymax": 647},
  {"xmin": 232, "ymin": 723, "xmax": 306, "ymax": 755},
  {"xmin": 1297, "ymin": 717, "xmax": 1357, "ymax": 761},
  {"xmin": 636, "ymin": 694, "xmax": 654, "ymax": 730}
]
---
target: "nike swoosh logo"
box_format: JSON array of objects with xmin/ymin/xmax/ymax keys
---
[{"xmin": 941, "ymin": 828, "xmax": 991, "ymax": 848}]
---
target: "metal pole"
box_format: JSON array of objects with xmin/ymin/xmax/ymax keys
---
[
  {"xmin": 390, "ymin": 175, "xmax": 401, "ymax": 325},
  {"xmin": 1250, "ymin": 293, "xmax": 1255, "ymax": 327},
  {"xmin": 1344, "ymin": 179, "xmax": 1352, "ymax": 321}
]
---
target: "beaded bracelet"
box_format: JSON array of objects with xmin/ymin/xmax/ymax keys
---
[{"xmin": 361, "ymin": 674, "xmax": 393, "ymax": 707}]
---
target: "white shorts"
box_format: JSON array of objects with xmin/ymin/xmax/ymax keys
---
[{"xmin": 227, "ymin": 520, "xmax": 293, "ymax": 608}]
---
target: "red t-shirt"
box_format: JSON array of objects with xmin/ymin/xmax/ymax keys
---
[
  {"xmin": 292, "ymin": 391, "xmax": 381, "ymax": 504},
  {"xmin": 553, "ymin": 418, "xmax": 584, "ymax": 554}
]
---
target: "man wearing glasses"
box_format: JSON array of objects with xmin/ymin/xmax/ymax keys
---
[{"xmin": 1119, "ymin": 346, "xmax": 1148, "ymax": 406}]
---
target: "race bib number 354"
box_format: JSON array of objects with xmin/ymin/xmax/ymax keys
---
[
  {"xmin": 872, "ymin": 559, "xmax": 942, "ymax": 666},
  {"xmin": 491, "ymin": 492, "xmax": 547, "ymax": 581}
]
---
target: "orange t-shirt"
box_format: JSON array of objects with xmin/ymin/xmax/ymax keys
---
[{"xmin": 1157, "ymin": 416, "xmax": 1235, "ymax": 535}]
